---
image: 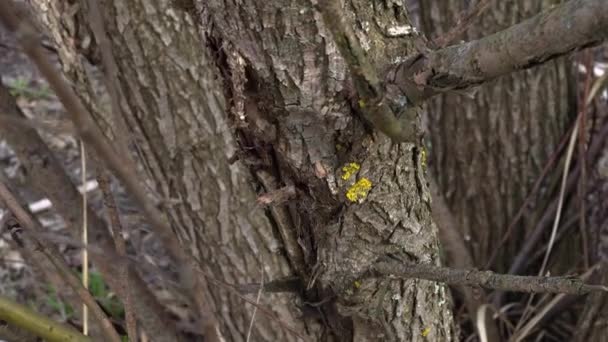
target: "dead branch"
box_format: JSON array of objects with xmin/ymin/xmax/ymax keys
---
[
  {"xmin": 96, "ymin": 170, "xmax": 137, "ymax": 341},
  {"xmin": 0, "ymin": 182, "xmax": 121, "ymax": 342},
  {"xmin": 0, "ymin": 2, "xmax": 205, "ymax": 338},
  {"xmin": 0, "ymin": 78, "xmax": 178, "ymax": 340},
  {"xmin": 0, "ymin": 1, "xmax": 185, "ymax": 268},
  {"xmin": 370, "ymin": 261, "xmax": 608, "ymax": 295}
]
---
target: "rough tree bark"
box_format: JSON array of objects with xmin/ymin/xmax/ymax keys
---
[
  {"xmin": 29, "ymin": 0, "xmax": 455, "ymax": 341},
  {"xmin": 419, "ymin": 0, "xmax": 573, "ymax": 271},
  {"xmin": 20, "ymin": 0, "xmax": 608, "ymax": 340}
]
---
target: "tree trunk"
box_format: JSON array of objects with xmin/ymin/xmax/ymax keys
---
[
  {"xmin": 419, "ymin": 0, "xmax": 574, "ymax": 271},
  {"xmin": 30, "ymin": 0, "xmax": 455, "ymax": 340}
]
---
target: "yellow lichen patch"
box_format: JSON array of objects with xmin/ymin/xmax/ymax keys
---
[
  {"xmin": 346, "ymin": 178, "xmax": 372, "ymax": 202},
  {"xmin": 353, "ymin": 280, "xmax": 362, "ymax": 289},
  {"xmin": 420, "ymin": 147, "xmax": 427, "ymax": 169},
  {"xmin": 358, "ymin": 99, "xmax": 366, "ymax": 108},
  {"xmin": 341, "ymin": 162, "xmax": 361, "ymax": 180},
  {"xmin": 421, "ymin": 327, "xmax": 431, "ymax": 337}
]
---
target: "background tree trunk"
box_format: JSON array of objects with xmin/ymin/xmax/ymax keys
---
[
  {"xmin": 418, "ymin": 0, "xmax": 574, "ymax": 272},
  {"xmin": 29, "ymin": 0, "xmax": 455, "ymax": 340}
]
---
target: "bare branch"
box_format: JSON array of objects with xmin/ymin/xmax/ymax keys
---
[
  {"xmin": 369, "ymin": 261, "xmax": 607, "ymax": 295},
  {"xmin": 0, "ymin": 293, "xmax": 90, "ymax": 342},
  {"xmin": 388, "ymin": 0, "xmax": 608, "ymax": 104},
  {"xmin": 0, "ymin": 182, "xmax": 122, "ymax": 342},
  {"xmin": 0, "ymin": 0, "xmax": 208, "ymax": 333},
  {"xmin": 0, "ymin": 78, "xmax": 178, "ymax": 340},
  {"xmin": 96, "ymin": 170, "xmax": 138, "ymax": 341}
]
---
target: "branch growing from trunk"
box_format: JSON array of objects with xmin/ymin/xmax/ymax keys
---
[
  {"xmin": 388, "ymin": 0, "xmax": 608, "ymax": 105},
  {"xmin": 317, "ymin": 0, "xmax": 422, "ymax": 143},
  {"xmin": 369, "ymin": 261, "xmax": 608, "ymax": 295}
]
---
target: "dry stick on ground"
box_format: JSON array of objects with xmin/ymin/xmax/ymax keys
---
[
  {"xmin": 0, "ymin": 2, "xmax": 209, "ymax": 338},
  {"xmin": 96, "ymin": 171, "xmax": 137, "ymax": 341},
  {"xmin": 0, "ymin": 80, "xmax": 178, "ymax": 340},
  {"xmin": 0, "ymin": 293, "xmax": 90, "ymax": 342},
  {"xmin": 0, "ymin": 182, "xmax": 121, "ymax": 342}
]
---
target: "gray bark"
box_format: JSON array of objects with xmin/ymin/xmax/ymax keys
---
[
  {"xmin": 419, "ymin": 0, "xmax": 573, "ymax": 270},
  {"xmin": 29, "ymin": 0, "xmax": 454, "ymax": 341}
]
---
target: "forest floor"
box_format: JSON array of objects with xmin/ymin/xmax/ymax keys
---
[{"xmin": 0, "ymin": 22, "xmax": 197, "ymax": 340}]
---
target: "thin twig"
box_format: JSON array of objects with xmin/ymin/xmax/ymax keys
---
[
  {"xmin": 507, "ymin": 117, "xmax": 608, "ymax": 277},
  {"xmin": 196, "ymin": 269, "xmax": 310, "ymax": 341},
  {"xmin": 14, "ymin": 220, "xmax": 309, "ymax": 341},
  {"xmin": 0, "ymin": 182, "xmax": 121, "ymax": 342},
  {"xmin": 370, "ymin": 261, "xmax": 607, "ymax": 295},
  {"xmin": 246, "ymin": 265, "xmax": 264, "ymax": 342},
  {"xmin": 538, "ymin": 114, "xmax": 579, "ymax": 276},
  {"xmin": 80, "ymin": 142, "xmax": 89, "ymax": 336},
  {"xmin": 84, "ymin": 0, "xmax": 132, "ymax": 161},
  {"xmin": 97, "ymin": 170, "xmax": 138, "ymax": 341},
  {"xmin": 577, "ymin": 51, "xmax": 593, "ymax": 270},
  {"xmin": 512, "ymin": 265, "xmax": 598, "ymax": 341},
  {"xmin": 516, "ymin": 205, "xmax": 581, "ymax": 342},
  {"xmin": 0, "ymin": 0, "xmax": 206, "ymax": 327},
  {"xmin": 486, "ymin": 125, "xmax": 572, "ymax": 269}
]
